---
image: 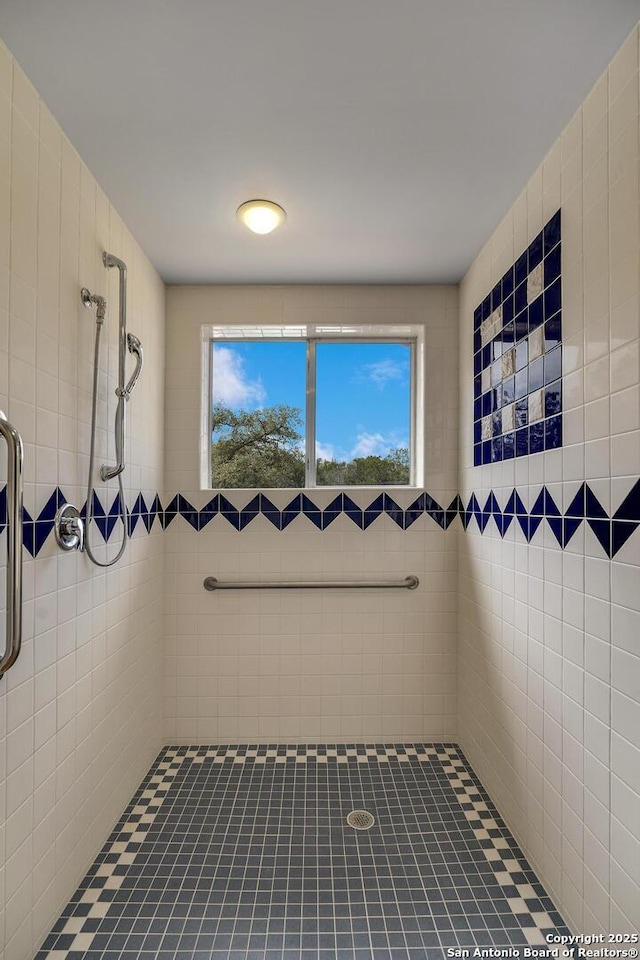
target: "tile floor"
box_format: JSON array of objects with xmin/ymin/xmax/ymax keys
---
[{"xmin": 37, "ymin": 745, "xmax": 570, "ymax": 960}]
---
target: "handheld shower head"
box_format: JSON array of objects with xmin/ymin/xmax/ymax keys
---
[{"xmin": 124, "ymin": 332, "xmax": 143, "ymax": 397}]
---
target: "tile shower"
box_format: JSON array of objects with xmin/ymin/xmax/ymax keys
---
[{"xmin": 0, "ymin": 19, "xmax": 638, "ymax": 960}]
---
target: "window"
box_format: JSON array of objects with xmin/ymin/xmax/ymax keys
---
[{"xmin": 204, "ymin": 326, "xmax": 421, "ymax": 489}]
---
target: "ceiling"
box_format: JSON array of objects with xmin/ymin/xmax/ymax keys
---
[{"xmin": 1, "ymin": 1, "xmax": 639, "ymax": 284}]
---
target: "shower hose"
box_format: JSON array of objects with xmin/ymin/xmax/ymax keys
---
[{"xmin": 84, "ymin": 316, "xmax": 128, "ymax": 567}]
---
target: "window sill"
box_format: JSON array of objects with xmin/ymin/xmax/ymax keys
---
[{"xmin": 201, "ymin": 485, "xmax": 422, "ymax": 494}]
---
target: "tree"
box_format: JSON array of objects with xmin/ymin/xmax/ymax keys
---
[
  {"xmin": 211, "ymin": 403, "xmax": 410, "ymax": 487},
  {"xmin": 317, "ymin": 448, "xmax": 410, "ymax": 485},
  {"xmin": 211, "ymin": 403, "xmax": 305, "ymax": 487}
]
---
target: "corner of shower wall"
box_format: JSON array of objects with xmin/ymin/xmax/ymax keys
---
[
  {"xmin": 0, "ymin": 37, "xmax": 167, "ymax": 960},
  {"xmin": 456, "ymin": 23, "xmax": 640, "ymax": 936}
]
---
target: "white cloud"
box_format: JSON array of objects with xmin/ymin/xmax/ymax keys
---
[
  {"xmin": 315, "ymin": 433, "xmax": 407, "ymax": 461},
  {"xmin": 315, "ymin": 441, "xmax": 337, "ymax": 461},
  {"xmin": 350, "ymin": 431, "xmax": 406, "ymax": 458},
  {"xmin": 357, "ymin": 357, "xmax": 408, "ymax": 390},
  {"xmin": 212, "ymin": 346, "xmax": 266, "ymax": 407}
]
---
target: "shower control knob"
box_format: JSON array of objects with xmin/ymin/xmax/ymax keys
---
[{"xmin": 54, "ymin": 504, "xmax": 84, "ymax": 552}]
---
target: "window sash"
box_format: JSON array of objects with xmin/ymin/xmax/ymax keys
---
[{"xmin": 208, "ymin": 335, "xmax": 417, "ymax": 489}]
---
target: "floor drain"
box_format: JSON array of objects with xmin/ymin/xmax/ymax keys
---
[{"xmin": 346, "ymin": 809, "xmax": 375, "ymax": 830}]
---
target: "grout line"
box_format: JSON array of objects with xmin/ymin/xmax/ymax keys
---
[{"xmin": 36, "ymin": 742, "xmax": 571, "ymax": 958}]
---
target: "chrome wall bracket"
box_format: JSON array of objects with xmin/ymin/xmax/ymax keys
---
[
  {"xmin": 55, "ymin": 504, "xmax": 84, "ymax": 551},
  {"xmin": 81, "ymin": 287, "xmax": 106, "ymax": 321}
]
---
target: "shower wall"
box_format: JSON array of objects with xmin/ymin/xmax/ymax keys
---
[
  {"xmin": 458, "ymin": 26, "xmax": 640, "ymax": 934},
  {"xmin": 0, "ymin": 42, "xmax": 166, "ymax": 960},
  {"xmin": 164, "ymin": 285, "xmax": 458, "ymax": 743}
]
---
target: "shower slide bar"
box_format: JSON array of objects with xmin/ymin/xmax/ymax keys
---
[
  {"xmin": 0, "ymin": 411, "xmax": 23, "ymax": 677},
  {"xmin": 204, "ymin": 575, "xmax": 419, "ymax": 591}
]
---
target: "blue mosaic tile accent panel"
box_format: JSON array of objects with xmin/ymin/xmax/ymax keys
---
[
  {"xmin": 3, "ymin": 477, "xmax": 640, "ymax": 559},
  {"xmin": 473, "ymin": 209, "xmax": 562, "ymax": 465}
]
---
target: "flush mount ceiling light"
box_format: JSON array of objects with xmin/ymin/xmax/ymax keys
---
[{"xmin": 237, "ymin": 199, "xmax": 286, "ymax": 235}]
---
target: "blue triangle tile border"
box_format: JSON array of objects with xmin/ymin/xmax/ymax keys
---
[{"xmin": 1, "ymin": 482, "xmax": 640, "ymax": 559}]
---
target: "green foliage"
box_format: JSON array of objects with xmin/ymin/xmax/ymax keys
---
[
  {"xmin": 211, "ymin": 403, "xmax": 305, "ymax": 488},
  {"xmin": 211, "ymin": 404, "xmax": 410, "ymax": 488},
  {"xmin": 316, "ymin": 449, "xmax": 409, "ymax": 485}
]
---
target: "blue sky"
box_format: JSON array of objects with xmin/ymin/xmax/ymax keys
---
[{"xmin": 212, "ymin": 340, "xmax": 410, "ymax": 460}]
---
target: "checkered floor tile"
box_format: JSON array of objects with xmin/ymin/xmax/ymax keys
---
[{"xmin": 36, "ymin": 744, "xmax": 570, "ymax": 960}]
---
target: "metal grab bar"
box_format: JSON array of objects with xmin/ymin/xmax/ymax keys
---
[
  {"xmin": 204, "ymin": 575, "xmax": 419, "ymax": 591},
  {"xmin": 101, "ymin": 251, "xmax": 127, "ymax": 481},
  {"xmin": 0, "ymin": 410, "xmax": 23, "ymax": 677}
]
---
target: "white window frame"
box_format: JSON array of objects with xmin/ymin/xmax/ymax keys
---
[{"xmin": 201, "ymin": 324, "xmax": 425, "ymax": 491}]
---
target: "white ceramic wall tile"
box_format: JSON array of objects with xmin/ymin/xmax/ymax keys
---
[
  {"xmin": 458, "ymin": 23, "xmax": 640, "ymax": 936},
  {"xmin": 0, "ymin": 39, "xmax": 166, "ymax": 960}
]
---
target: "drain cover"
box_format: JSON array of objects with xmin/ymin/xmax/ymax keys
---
[{"xmin": 346, "ymin": 809, "xmax": 375, "ymax": 830}]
